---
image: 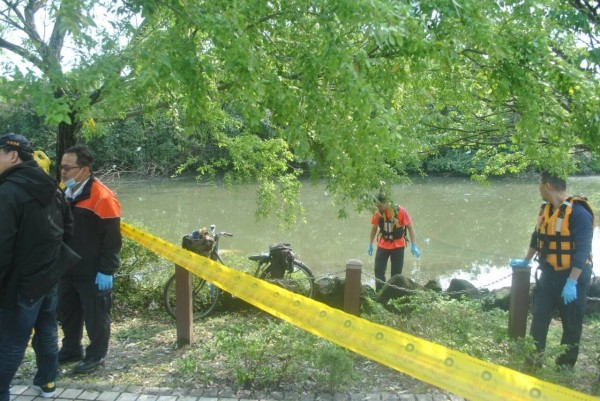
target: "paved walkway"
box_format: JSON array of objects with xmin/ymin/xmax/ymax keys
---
[{"xmin": 10, "ymin": 384, "xmax": 466, "ymax": 401}]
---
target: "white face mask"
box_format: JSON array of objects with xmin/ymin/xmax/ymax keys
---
[{"xmin": 63, "ymin": 168, "xmax": 84, "ymax": 189}]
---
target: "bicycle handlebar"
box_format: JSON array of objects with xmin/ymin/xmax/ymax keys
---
[{"xmin": 207, "ymin": 224, "xmax": 232, "ymax": 239}]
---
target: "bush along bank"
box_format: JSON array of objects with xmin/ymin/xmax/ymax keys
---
[{"xmin": 312, "ymin": 274, "xmax": 600, "ymax": 317}]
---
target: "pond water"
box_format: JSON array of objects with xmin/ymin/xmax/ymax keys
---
[{"xmin": 112, "ymin": 176, "xmax": 600, "ymax": 290}]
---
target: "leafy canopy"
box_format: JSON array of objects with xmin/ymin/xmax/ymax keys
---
[{"xmin": 0, "ymin": 0, "xmax": 598, "ymax": 221}]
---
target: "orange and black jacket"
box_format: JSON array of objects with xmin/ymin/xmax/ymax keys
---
[
  {"xmin": 64, "ymin": 176, "xmax": 122, "ymax": 281},
  {"xmin": 532, "ymin": 197, "xmax": 595, "ymax": 271}
]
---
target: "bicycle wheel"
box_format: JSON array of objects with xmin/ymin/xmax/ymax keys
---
[
  {"xmin": 260, "ymin": 259, "xmax": 315, "ymax": 298},
  {"xmin": 163, "ymin": 272, "xmax": 220, "ymax": 320}
]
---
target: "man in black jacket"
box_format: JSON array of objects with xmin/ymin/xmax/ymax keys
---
[
  {"xmin": 58, "ymin": 144, "xmax": 122, "ymax": 374},
  {"xmin": 0, "ymin": 133, "xmax": 75, "ymax": 401}
]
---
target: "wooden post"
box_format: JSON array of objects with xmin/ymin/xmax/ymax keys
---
[
  {"xmin": 344, "ymin": 259, "xmax": 363, "ymax": 316},
  {"xmin": 175, "ymin": 264, "xmax": 193, "ymax": 346},
  {"xmin": 509, "ymin": 266, "xmax": 531, "ymax": 339}
]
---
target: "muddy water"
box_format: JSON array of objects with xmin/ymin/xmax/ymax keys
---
[{"xmin": 113, "ymin": 176, "xmax": 600, "ymax": 289}]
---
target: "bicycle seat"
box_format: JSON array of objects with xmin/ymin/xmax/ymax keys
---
[{"xmin": 248, "ymin": 252, "xmax": 270, "ymax": 263}]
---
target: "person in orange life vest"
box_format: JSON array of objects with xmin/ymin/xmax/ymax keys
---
[
  {"xmin": 510, "ymin": 171, "xmax": 594, "ymax": 368},
  {"xmin": 368, "ymin": 192, "xmax": 420, "ymax": 292},
  {"xmin": 57, "ymin": 144, "xmax": 122, "ymax": 374}
]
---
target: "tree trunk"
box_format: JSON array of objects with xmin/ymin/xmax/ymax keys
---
[{"xmin": 55, "ymin": 119, "xmax": 82, "ymax": 182}]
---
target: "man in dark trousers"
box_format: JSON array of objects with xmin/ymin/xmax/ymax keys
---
[
  {"xmin": 0, "ymin": 133, "xmax": 75, "ymax": 400},
  {"xmin": 57, "ymin": 144, "xmax": 122, "ymax": 374},
  {"xmin": 368, "ymin": 192, "xmax": 421, "ymax": 291},
  {"xmin": 511, "ymin": 171, "xmax": 595, "ymax": 368}
]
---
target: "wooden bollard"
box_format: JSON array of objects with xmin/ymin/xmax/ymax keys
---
[
  {"xmin": 344, "ymin": 259, "xmax": 363, "ymax": 316},
  {"xmin": 175, "ymin": 264, "xmax": 193, "ymax": 346},
  {"xmin": 508, "ymin": 266, "xmax": 531, "ymax": 339}
]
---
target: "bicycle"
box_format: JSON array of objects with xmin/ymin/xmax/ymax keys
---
[
  {"xmin": 163, "ymin": 225, "xmax": 315, "ymax": 320},
  {"xmin": 163, "ymin": 225, "xmax": 232, "ymax": 320}
]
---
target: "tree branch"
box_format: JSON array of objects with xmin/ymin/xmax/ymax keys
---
[
  {"xmin": 570, "ymin": 0, "xmax": 599, "ymax": 25},
  {"xmin": 1, "ymin": 0, "xmax": 26, "ymax": 28},
  {"xmin": 47, "ymin": 1, "xmax": 68, "ymax": 63},
  {"xmin": 0, "ymin": 37, "xmax": 44, "ymax": 66},
  {"xmin": 94, "ymin": 101, "xmax": 170, "ymax": 123},
  {"xmin": 245, "ymin": 11, "xmax": 286, "ymax": 30},
  {"xmin": 23, "ymin": 0, "xmax": 46, "ymax": 49}
]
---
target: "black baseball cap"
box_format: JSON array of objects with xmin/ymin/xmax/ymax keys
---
[{"xmin": 0, "ymin": 133, "xmax": 33, "ymax": 153}]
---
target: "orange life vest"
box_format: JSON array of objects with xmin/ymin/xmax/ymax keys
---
[
  {"xmin": 378, "ymin": 206, "xmax": 406, "ymax": 242},
  {"xmin": 536, "ymin": 196, "xmax": 595, "ymax": 271}
]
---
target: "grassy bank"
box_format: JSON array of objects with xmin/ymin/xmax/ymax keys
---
[
  {"xmin": 15, "ymin": 239, "xmax": 599, "ymax": 397},
  {"xmin": 14, "ymin": 293, "xmax": 600, "ymax": 397}
]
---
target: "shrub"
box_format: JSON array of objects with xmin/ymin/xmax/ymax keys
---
[
  {"xmin": 113, "ymin": 232, "xmax": 173, "ymax": 316},
  {"xmin": 187, "ymin": 315, "xmax": 356, "ymax": 392},
  {"xmin": 372, "ymin": 292, "xmax": 532, "ymax": 367},
  {"xmin": 313, "ymin": 342, "xmax": 356, "ymax": 393}
]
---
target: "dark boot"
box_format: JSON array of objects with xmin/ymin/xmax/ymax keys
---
[{"xmin": 72, "ymin": 357, "xmax": 105, "ymax": 374}]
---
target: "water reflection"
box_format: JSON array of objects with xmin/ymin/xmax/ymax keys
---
[
  {"xmin": 113, "ymin": 176, "xmax": 600, "ymax": 290},
  {"xmin": 436, "ymin": 227, "xmax": 600, "ymax": 291}
]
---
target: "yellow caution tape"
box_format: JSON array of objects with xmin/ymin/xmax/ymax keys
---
[{"xmin": 121, "ymin": 222, "xmax": 596, "ymax": 401}]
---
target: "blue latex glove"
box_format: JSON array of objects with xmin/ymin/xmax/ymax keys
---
[
  {"xmin": 368, "ymin": 243, "xmax": 374, "ymax": 256},
  {"xmin": 95, "ymin": 272, "xmax": 113, "ymax": 291},
  {"xmin": 561, "ymin": 278, "xmax": 577, "ymax": 305},
  {"xmin": 510, "ymin": 258, "xmax": 530, "ymax": 268},
  {"xmin": 411, "ymin": 243, "xmax": 421, "ymax": 258}
]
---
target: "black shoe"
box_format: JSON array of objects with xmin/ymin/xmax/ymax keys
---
[
  {"xmin": 58, "ymin": 351, "xmax": 84, "ymax": 364},
  {"xmin": 72, "ymin": 357, "xmax": 105, "ymax": 374},
  {"xmin": 555, "ymin": 354, "xmax": 576, "ymax": 369},
  {"xmin": 36, "ymin": 381, "xmax": 56, "ymax": 398}
]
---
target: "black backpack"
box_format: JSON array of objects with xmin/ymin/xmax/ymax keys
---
[{"xmin": 268, "ymin": 243, "xmax": 294, "ymax": 278}]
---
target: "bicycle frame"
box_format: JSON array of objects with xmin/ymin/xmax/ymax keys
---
[
  {"xmin": 248, "ymin": 252, "xmax": 271, "ymax": 276},
  {"xmin": 248, "ymin": 250, "xmax": 315, "ymax": 298}
]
